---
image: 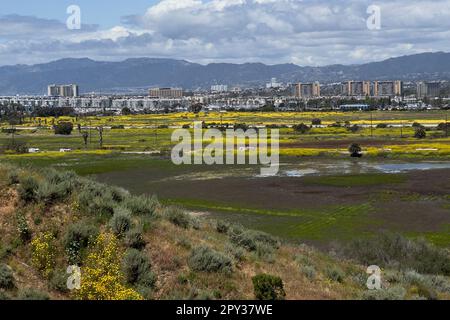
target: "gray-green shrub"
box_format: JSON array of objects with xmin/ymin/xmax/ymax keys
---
[
  {"xmin": 188, "ymin": 246, "xmax": 233, "ymax": 273},
  {"xmin": 18, "ymin": 176, "xmax": 39, "ymax": 203},
  {"xmin": 344, "ymin": 233, "xmax": 450, "ymax": 276},
  {"xmin": 165, "ymin": 207, "xmax": 191, "ymax": 229},
  {"xmin": 122, "ymin": 249, "xmax": 156, "ymax": 288},
  {"xmin": 125, "ymin": 228, "xmax": 146, "ymax": 250},
  {"xmin": 325, "ymin": 266, "xmax": 345, "ymax": 283},
  {"xmin": 109, "ymin": 207, "xmax": 132, "ymax": 236},
  {"xmin": 125, "ymin": 195, "xmax": 158, "ymax": 216},
  {"xmin": 64, "ymin": 222, "xmax": 99, "ymax": 264},
  {"xmin": 0, "ymin": 264, "xmax": 15, "ymax": 290}
]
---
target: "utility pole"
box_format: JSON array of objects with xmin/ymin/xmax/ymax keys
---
[
  {"xmin": 446, "ymin": 113, "xmax": 448, "ymax": 138},
  {"xmin": 370, "ymin": 111, "xmax": 373, "ymax": 138},
  {"xmin": 400, "ymin": 120, "xmax": 403, "ymax": 139}
]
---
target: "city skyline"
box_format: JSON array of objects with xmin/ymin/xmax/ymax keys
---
[{"xmin": 1, "ymin": 0, "xmax": 450, "ymax": 66}]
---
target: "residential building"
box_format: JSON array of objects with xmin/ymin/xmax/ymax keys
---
[
  {"xmin": 294, "ymin": 82, "xmax": 321, "ymax": 98},
  {"xmin": 374, "ymin": 81, "xmax": 403, "ymax": 97},
  {"xmin": 47, "ymin": 84, "xmax": 79, "ymax": 97},
  {"xmin": 211, "ymin": 85, "xmax": 228, "ymax": 93},
  {"xmin": 417, "ymin": 82, "xmax": 440, "ymax": 98},
  {"xmin": 266, "ymin": 78, "xmax": 282, "ymax": 89},
  {"xmin": 343, "ymin": 81, "xmax": 371, "ymax": 96},
  {"xmin": 149, "ymin": 87, "xmax": 183, "ymax": 99}
]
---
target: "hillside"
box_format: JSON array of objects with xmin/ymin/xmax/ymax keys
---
[
  {"xmin": 1, "ymin": 52, "xmax": 450, "ymax": 94},
  {"xmin": 0, "ymin": 164, "xmax": 449, "ymax": 300}
]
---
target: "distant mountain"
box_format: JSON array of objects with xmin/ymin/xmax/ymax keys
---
[{"xmin": 1, "ymin": 52, "xmax": 450, "ymax": 95}]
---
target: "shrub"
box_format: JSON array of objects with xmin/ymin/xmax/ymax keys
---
[
  {"xmin": 49, "ymin": 269, "xmax": 69, "ymax": 293},
  {"xmin": 64, "ymin": 222, "xmax": 99, "ymax": 264},
  {"xmin": 125, "ymin": 228, "xmax": 146, "ymax": 250},
  {"xmin": 216, "ymin": 220, "xmax": 230, "ymax": 234},
  {"xmin": 0, "ymin": 264, "xmax": 15, "ymax": 290},
  {"xmin": 31, "ymin": 232, "xmax": 56, "ymax": 278},
  {"xmin": 125, "ymin": 195, "xmax": 158, "ymax": 216},
  {"xmin": 110, "ymin": 187, "xmax": 129, "ymax": 203},
  {"xmin": 301, "ymin": 265, "xmax": 316, "ymax": 280},
  {"xmin": 252, "ymin": 274, "xmax": 286, "ymax": 300},
  {"xmin": 165, "ymin": 207, "xmax": 191, "ymax": 229},
  {"xmin": 16, "ymin": 212, "xmax": 31, "ymax": 242},
  {"xmin": 109, "ymin": 207, "xmax": 132, "ymax": 237},
  {"xmin": 0, "ymin": 291, "xmax": 10, "ymax": 300},
  {"xmin": 37, "ymin": 180, "xmax": 72, "ymax": 205},
  {"xmin": 362, "ymin": 286, "xmax": 406, "ymax": 300},
  {"xmin": 349, "ymin": 143, "xmax": 362, "ymax": 158},
  {"xmin": 75, "ymin": 233, "xmax": 142, "ymax": 300},
  {"xmin": 188, "ymin": 246, "xmax": 233, "ymax": 273},
  {"xmin": 414, "ymin": 127, "xmax": 427, "ymax": 139},
  {"xmin": 54, "ymin": 122, "xmax": 73, "ymax": 135},
  {"xmin": 7, "ymin": 169, "xmax": 20, "ymax": 185},
  {"xmin": 225, "ymin": 243, "xmax": 245, "ymax": 262},
  {"xmin": 77, "ymin": 182, "xmax": 116, "ymax": 217},
  {"xmin": 376, "ymin": 123, "xmax": 388, "ymax": 128},
  {"xmin": 230, "ymin": 230, "xmax": 278, "ymax": 252},
  {"xmin": 122, "ymin": 249, "xmax": 155, "ymax": 288},
  {"xmin": 18, "ymin": 176, "xmax": 39, "ymax": 203},
  {"xmin": 311, "ymin": 118, "xmax": 322, "ymax": 125},
  {"xmin": 293, "ymin": 123, "xmax": 310, "ymax": 134},
  {"xmin": 344, "ymin": 233, "xmax": 450, "ymax": 276},
  {"xmin": 325, "ymin": 266, "xmax": 345, "ymax": 283},
  {"xmin": 17, "ymin": 288, "xmax": 50, "ymax": 300}
]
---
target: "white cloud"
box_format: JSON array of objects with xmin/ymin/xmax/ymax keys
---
[{"xmin": 1, "ymin": 0, "xmax": 450, "ymax": 66}]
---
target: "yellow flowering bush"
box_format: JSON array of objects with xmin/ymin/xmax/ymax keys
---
[
  {"xmin": 75, "ymin": 232, "xmax": 142, "ymax": 300},
  {"xmin": 31, "ymin": 231, "xmax": 56, "ymax": 278}
]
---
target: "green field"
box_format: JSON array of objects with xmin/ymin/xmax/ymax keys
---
[{"xmin": 1, "ymin": 112, "xmax": 449, "ymax": 248}]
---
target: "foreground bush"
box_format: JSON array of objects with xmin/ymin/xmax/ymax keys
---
[
  {"xmin": 17, "ymin": 288, "xmax": 50, "ymax": 300},
  {"xmin": 18, "ymin": 176, "xmax": 39, "ymax": 203},
  {"xmin": 122, "ymin": 249, "xmax": 156, "ymax": 288},
  {"xmin": 252, "ymin": 274, "xmax": 286, "ymax": 300},
  {"xmin": 125, "ymin": 228, "xmax": 146, "ymax": 250},
  {"xmin": 64, "ymin": 222, "xmax": 99, "ymax": 265},
  {"xmin": 75, "ymin": 233, "xmax": 142, "ymax": 300},
  {"xmin": 0, "ymin": 264, "xmax": 15, "ymax": 289},
  {"xmin": 165, "ymin": 206, "xmax": 191, "ymax": 229},
  {"xmin": 31, "ymin": 232, "xmax": 56, "ymax": 278},
  {"xmin": 344, "ymin": 233, "xmax": 450, "ymax": 276},
  {"xmin": 125, "ymin": 195, "xmax": 158, "ymax": 216},
  {"xmin": 109, "ymin": 208, "xmax": 132, "ymax": 237},
  {"xmin": 230, "ymin": 229, "xmax": 278, "ymax": 252},
  {"xmin": 188, "ymin": 246, "xmax": 232, "ymax": 273}
]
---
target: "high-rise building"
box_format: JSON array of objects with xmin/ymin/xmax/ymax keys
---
[
  {"xmin": 266, "ymin": 78, "xmax": 282, "ymax": 89},
  {"xmin": 149, "ymin": 88, "xmax": 183, "ymax": 98},
  {"xmin": 343, "ymin": 81, "xmax": 371, "ymax": 96},
  {"xmin": 47, "ymin": 84, "xmax": 79, "ymax": 97},
  {"xmin": 211, "ymin": 85, "xmax": 228, "ymax": 93},
  {"xmin": 295, "ymin": 82, "xmax": 321, "ymax": 98},
  {"xmin": 374, "ymin": 81, "xmax": 403, "ymax": 97},
  {"xmin": 417, "ymin": 82, "xmax": 440, "ymax": 99}
]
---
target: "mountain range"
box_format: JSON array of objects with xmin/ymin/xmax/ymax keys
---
[{"xmin": 1, "ymin": 52, "xmax": 450, "ymax": 95}]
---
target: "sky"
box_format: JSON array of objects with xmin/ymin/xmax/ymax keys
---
[{"xmin": 0, "ymin": 0, "xmax": 450, "ymax": 66}]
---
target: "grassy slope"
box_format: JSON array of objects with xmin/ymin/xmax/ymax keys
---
[{"xmin": 0, "ymin": 164, "xmax": 449, "ymax": 300}]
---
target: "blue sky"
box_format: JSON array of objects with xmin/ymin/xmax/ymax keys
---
[
  {"xmin": 0, "ymin": 0, "xmax": 449, "ymax": 66},
  {"xmin": 0, "ymin": 0, "xmax": 155, "ymax": 28}
]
